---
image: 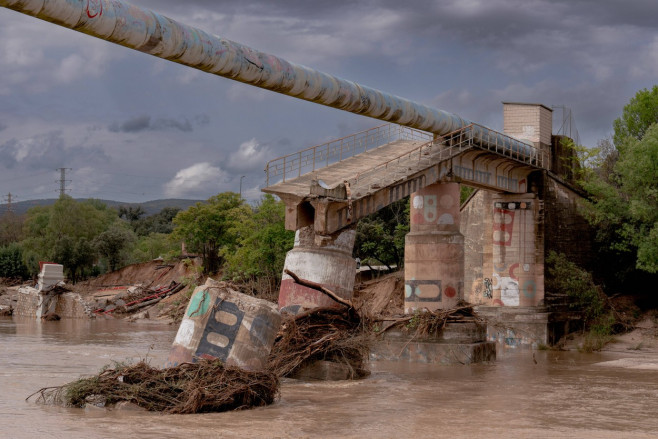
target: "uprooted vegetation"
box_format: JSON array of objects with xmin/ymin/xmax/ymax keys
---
[
  {"xmin": 27, "ymin": 306, "xmax": 372, "ymax": 413},
  {"xmin": 379, "ymin": 303, "xmax": 484, "ymax": 337},
  {"xmin": 268, "ymin": 307, "xmax": 371, "ymax": 379},
  {"xmin": 28, "ymin": 359, "xmax": 279, "ymax": 414}
]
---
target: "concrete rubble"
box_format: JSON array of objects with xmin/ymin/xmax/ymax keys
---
[
  {"xmin": 15, "ymin": 263, "xmax": 93, "ymax": 319},
  {"xmin": 167, "ymin": 278, "xmax": 282, "ymax": 371}
]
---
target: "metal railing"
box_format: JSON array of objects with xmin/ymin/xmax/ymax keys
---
[
  {"xmin": 347, "ymin": 127, "xmax": 472, "ymax": 194},
  {"xmin": 264, "ymin": 122, "xmax": 547, "ymax": 189},
  {"xmin": 264, "ymin": 124, "xmax": 433, "ymax": 186},
  {"xmin": 466, "ymin": 123, "xmax": 547, "ymax": 168},
  {"xmin": 346, "ymin": 124, "xmax": 547, "ymax": 195}
]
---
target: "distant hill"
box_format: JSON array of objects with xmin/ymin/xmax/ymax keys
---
[{"xmin": 0, "ymin": 198, "xmax": 204, "ymax": 216}]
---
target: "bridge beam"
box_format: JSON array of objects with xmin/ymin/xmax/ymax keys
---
[{"xmin": 404, "ymin": 181, "xmax": 464, "ymax": 312}]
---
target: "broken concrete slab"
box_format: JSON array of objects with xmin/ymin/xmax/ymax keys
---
[
  {"xmin": 371, "ymin": 321, "xmax": 496, "ymax": 364},
  {"xmin": 166, "ymin": 278, "xmax": 282, "ymax": 371},
  {"xmin": 37, "ymin": 263, "xmax": 64, "ymax": 291}
]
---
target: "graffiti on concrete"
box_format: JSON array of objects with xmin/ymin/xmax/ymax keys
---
[
  {"xmin": 492, "ymin": 273, "xmax": 519, "ymax": 306},
  {"xmin": 405, "ymin": 279, "xmax": 442, "ymax": 302},
  {"xmin": 521, "ymin": 279, "xmax": 537, "ymax": 299},
  {"xmin": 483, "ymin": 277, "xmax": 493, "ymax": 298},
  {"xmin": 493, "ymin": 207, "xmax": 514, "ymax": 246},
  {"xmin": 411, "ymin": 194, "xmax": 438, "ymax": 223},
  {"xmin": 197, "ymin": 300, "xmax": 244, "ymax": 361}
]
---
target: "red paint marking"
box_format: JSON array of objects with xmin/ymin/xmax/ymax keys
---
[
  {"xmin": 493, "ymin": 299, "xmax": 504, "ymax": 306},
  {"xmin": 279, "ymin": 279, "xmax": 341, "ymax": 310},
  {"xmin": 445, "ymin": 286, "xmax": 456, "ymax": 298},
  {"xmin": 86, "ymin": 0, "xmax": 103, "ymax": 18},
  {"xmin": 509, "ymin": 263, "xmax": 520, "ymax": 280},
  {"xmin": 493, "ymin": 208, "xmax": 514, "ymax": 246}
]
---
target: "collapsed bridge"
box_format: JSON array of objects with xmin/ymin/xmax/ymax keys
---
[{"xmin": 2, "ymin": 0, "xmax": 590, "ymax": 348}]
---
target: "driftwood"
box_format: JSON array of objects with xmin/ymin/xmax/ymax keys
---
[
  {"xmin": 284, "ymin": 269, "xmax": 353, "ymax": 308},
  {"xmin": 27, "ymin": 359, "xmax": 278, "ymax": 414},
  {"xmin": 267, "ymin": 307, "xmax": 370, "ymax": 378},
  {"xmin": 377, "ymin": 305, "xmax": 482, "ymax": 336}
]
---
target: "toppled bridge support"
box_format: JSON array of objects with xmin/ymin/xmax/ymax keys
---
[
  {"xmin": 0, "ymin": 1, "xmax": 593, "ymax": 356},
  {"xmin": 15, "ymin": 263, "xmax": 92, "ymax": 319},
  {"xmin": 279, "ymin": 225, "xmax": 357, "ymax": 313}
]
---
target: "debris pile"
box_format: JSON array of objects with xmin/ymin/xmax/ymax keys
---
[
  {"xmin": 268, "ymin": 307, "xmax": 371, "ymax": 379},
  {"xmin": 378, "ymin": 303, "xmax": 484, "ymax": 337},
  {"xmin": 28, "ymin": 359, "xmax": 279, "ymax": 414},
  {"xmin": 92, "ymin": 281, "xmax": 185, "ymax": 316}
]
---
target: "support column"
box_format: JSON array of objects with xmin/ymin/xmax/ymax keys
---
[
  {"xmin": 490, "ymin": 193, "xmax": 544, "ymax": 307},
  {"xmin": 405, "ymin": 182, "xmax": 464, "ymax": 313},
  {"xmin": 278, "ymin": 225, "xmax": 357, "ymax": 314}
]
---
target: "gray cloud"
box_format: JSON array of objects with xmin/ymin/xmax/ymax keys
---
[
  {"xmin": 109, "ymin": 115, "xmax": 195, "ymax": 133},
  {"xmin": 1, "ymin": 0, "xmax": 656, "ymax": 203},
  {"xmin": 0, "ymin": 131, "xmax": 111, "ymax": 170},
  {"xmin": 109, "ymin": 115, "xmax": 151, "ymax": 133}
]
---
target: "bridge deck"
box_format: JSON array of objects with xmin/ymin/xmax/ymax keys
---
[
  {"xmin": 263, "ymin": 124, "xmax": 544, "ymax": 234},
  {"xmin": 263, "ymin": 138, "xmax": 427, "ymax": 200}
]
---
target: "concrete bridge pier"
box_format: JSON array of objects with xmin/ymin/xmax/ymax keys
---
[
  {"xmin": 374, "ymin": 181, "xmax": 495, "ymax": 364},
  {"xmin": 278, "ymin": 225, "xmax": 357, "ymax": 314},
  {"xmin": 404, "ymin": 181, "xmax": 464, "ymax": 313}
]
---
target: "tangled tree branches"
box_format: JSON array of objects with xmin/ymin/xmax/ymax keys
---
[
  {"xmin": 267, "ymin": 307, "xmax": 371, "ymax": 378},
  {"xmin": 380, "ymin": 303, "xmax": 483, "ymax": 337},
  {"xmin": 27, "ymin": 359, "xmax": 278, "ymax": 414}
]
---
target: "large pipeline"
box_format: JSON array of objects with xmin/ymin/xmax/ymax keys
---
[{"xmin": 0, "ymin": 0, "xmax": 535, "ymax": 158}]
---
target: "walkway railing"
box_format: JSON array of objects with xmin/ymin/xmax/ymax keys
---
[
  {"xmin": 264, "ymin": 124, "xmax": 433, "ymax": 186},
  {"xmin": 346, "ymin": 124, "xmax": 547, "ymax": 195},
  {"xmin": 264, "ymin": 123, "xmax": 547, "ymax": 189},
  {"xmin": 467, "ymin": 123, "xmax": 546, "ymax": 168}
]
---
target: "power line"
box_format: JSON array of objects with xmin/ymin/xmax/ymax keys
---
[
  {"xmin": 3, "ymin": 192, "xmax": 16, "ymax": 213},
  {"xmin": 56, "ymin": 168, "xmax": 72, "ymax": 197}
]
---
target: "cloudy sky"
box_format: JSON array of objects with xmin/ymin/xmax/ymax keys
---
[{"xmin": 0, "ymin": 0, "xmax": 656, "ymax": 204}]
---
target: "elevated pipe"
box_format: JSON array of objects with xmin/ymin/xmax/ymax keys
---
[{"xmin": 0, "ymin": 0, "xmax": 535, "ymax": 158}]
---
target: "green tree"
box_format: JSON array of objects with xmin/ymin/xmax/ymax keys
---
[
  {"xmin": 118, "ymin": 205, "xmax": 146, "ymax": 222},
  {"xmin": 0, "ymin": 243, "xmax": 28, "ymax": 279},
  {"xmin": 581, "ymin": 87, "xmax": 658, "ymax": 280},
  {"xmin": 94, "ymin": 222, "xmax": 137, "ymax": 272},
  {"xmin": 21, "ymin": 196, "xmax": 116, "ymax": 279},
  {"xmin": 613, "ymin": 85, "xmax": 658, "ymax": 147},
  {"xmin": 222, "ymin": 195, "xmax": 294, "ymax": 284},
  {"xmin": 130, "ymin": 232, "xmax": 180, "ymax": 263},
  {"xmin": 171, "ymin": 192, "xmax": 244, "ymax": 273},
  {"xmin": 354, "ymin": 198, "xmax": 408, "ymax": 270},
  {"xmin": 132, "ymin": 207, "xmax": 181, "ymax": 236},
  {"xmin": 0, "ymin": 212, "xmax": 24, "ymax": 246}
]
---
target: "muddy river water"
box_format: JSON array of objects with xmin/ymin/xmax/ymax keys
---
[{"xmin": 1, "ymin": 317, "xmax": 657, "ymax": 438}]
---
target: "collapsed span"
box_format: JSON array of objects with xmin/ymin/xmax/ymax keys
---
[{"xmin": 0, "ymin": 0, "xmax": 534, "ymax": 158}]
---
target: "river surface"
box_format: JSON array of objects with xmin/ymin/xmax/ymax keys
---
[{"xmin": 1, "ymin": 317, "xmax": 657, "ymax": 439}]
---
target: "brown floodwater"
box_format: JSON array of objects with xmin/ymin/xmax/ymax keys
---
[{"xmin": 1, "ymin": 316, "xmax": 657, "ymax": 439}]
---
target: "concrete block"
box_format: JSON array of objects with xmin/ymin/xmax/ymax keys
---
[
  {"xmin": 372, "ymin": 321, "xmax": 495, "ymax": 364},
  {"xmin": 166, "ymin": 278, "xmax": 282, "ymax": 371},
  {"xmin": 37, "ymin": 263, "xmax": 64, "ymax": 291},
  {"xmin": 371, "ymin": 339, "xmax": 496, "ymax": 364}
]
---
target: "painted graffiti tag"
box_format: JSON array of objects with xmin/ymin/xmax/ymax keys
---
[
  {"xmin": 483, "ymin": 277, "xmax": 493, "ymax": 298},
  {"xmin": 405, "ymin": 279, "xmax": 442, "ymax": 302},
  {"xmin": 86, "ymin": 0, "xmax": 103, "ymax": 18}
]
